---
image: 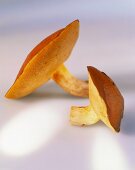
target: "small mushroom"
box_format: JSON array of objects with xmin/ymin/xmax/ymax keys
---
[
  {"xmin": 5, "ymin": 20, "xmax": 88, "ymax": 99},
  {"xmin": 70, "ymin": 66, "xmax": 124, "ymax": 132}
]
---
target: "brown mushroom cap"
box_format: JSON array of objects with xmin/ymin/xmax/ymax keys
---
[
  {"xmin": 5, "ymin": 20, "xmax": 79, "ymax": 99},
  {"xmin": 87, "ymin": 66, "xmax": 124, "ymax": 132}
]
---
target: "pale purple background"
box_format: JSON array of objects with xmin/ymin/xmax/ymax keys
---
[{"xmin": 0, "ymin": 0, "xmax": 135, "ymax": 170}]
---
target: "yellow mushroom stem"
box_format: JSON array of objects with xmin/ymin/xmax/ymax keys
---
[
  {"xmin": 52, "ymin": 64, "xmax": 89, "ymax": 97},
  {"xmin": 70, "ymin": 105, "xmax": 99, "ymax": 126}
]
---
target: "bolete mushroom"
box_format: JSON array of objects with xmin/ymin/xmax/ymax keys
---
[
  {"xmin": 70, "ymin": 66, "xmax": 124, "ymax": 132},
  {"xmin": 5, "ymin": 20, "xmax": 88, "ymax": 99}
]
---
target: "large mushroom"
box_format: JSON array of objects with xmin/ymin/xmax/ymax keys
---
[
  {"xmin": 70, "ymin": 66, "xmax": 124, "ymax": 132},
  {"xmin": 5, "ymin": 20, "xmax": 88, "ymax": 99}
]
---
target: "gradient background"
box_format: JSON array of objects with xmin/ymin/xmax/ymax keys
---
[{"xmin": 0, "ymin": 0, "xmax": 135, "ymax": 170}]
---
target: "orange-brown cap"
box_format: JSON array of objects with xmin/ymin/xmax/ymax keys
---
[
  {"xmin": 87, "ymin": 66, "xmax": 124, "ymax": 132},
  {"xmin": 5, "ymin": 20, "xmax": 79, "ymax": 99}
]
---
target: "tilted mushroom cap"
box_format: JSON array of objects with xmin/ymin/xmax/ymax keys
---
[
  {"xmin": 70, "ymin": 66, "xmax": 124, "ymax": 132},
  {"xmin": 6, "ymin": 20, "xmax": 87, "ymax": 99},
  {"xmin": 88, "ymin": 66, "xmax": 124, "ymax": 132}
]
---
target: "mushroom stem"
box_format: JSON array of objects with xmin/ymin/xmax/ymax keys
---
[
  {"xmin": 70, "ymin": 105, "xmax": 99, "ymax": 126},
  {"xmin": 52, "ymin": 64, "xmax": 89, "ymax": 97}
]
